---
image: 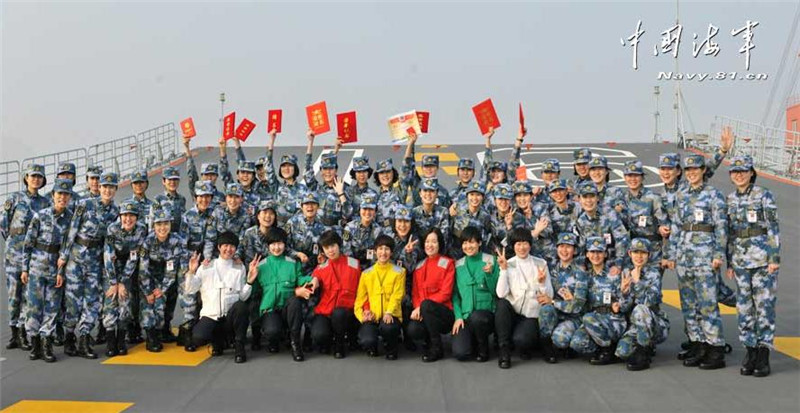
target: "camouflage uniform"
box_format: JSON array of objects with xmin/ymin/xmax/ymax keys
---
[
  {"xmin": 488, "ymin": 184, "xmax": 514, "ymax": 254},
  {"xmin": 345, "ymin": 156, "xmax": 378, "ymax": 222},
  {"xmin": 411, "ymin": 178, "xmax": 451, "ymax": 250},
  {"xmin": 483, "ymin": 143, "xmax": 521, "ymax": 186},
  {"xmin": 569, "ymin": 148, "xmax": 593, "ymax": 193},
  {"xmin": 152, "ymin": 167, "xmax": 187, "ymax": 233},
  {"xmin": 285, "ymin": 193, "xmax": 332, "ymax": 275},
  {"xmin": 128, "ymin": 170, "xmax": 155, "ymax": 229},
  {"xmin": 60, "ymin": 172, "xmax": 120, "ymax": 337},
  {"xmin": 403, "ymin": 153, "xmax": 452, "ymax": 207},
  {"xmin": 235, "ymin": 161, "xmax": 266, "ymax": 216},
  {"xmin": 306, "ymin": 155, "xmax": 352, "ymax": 230},
  {"xmin": 46, "ymin": 162, "xmax": 78, "ymax": 210},
  {"xmin": 618, "ymin": 161, "xmax": 669, "ymax": 265},
  {"xmin": 509, "ymin": 181, "xmax": 554, "ymax": 260},
  {"xmin": 263, "ymin": 151, "xmax": 309, "ymax": 227},
  {"xmin": 543, "ymin": 179, "xmax": 580, "ymax": 265},
  {"xmin": 23, "ymin": 179, "xmax": 73, "ymax": 340},
  {"xmin": 373, "ymin": 159, "xmax": 406, "ymax": 231},
  {"xmin": 449, "ymin": 181, "xmax": 493, "ymax": 260},
  {"xmin": 587, "ymin": 156, "xmax": 624, "ymax": 214},
  {"xmin": 239, "ymin": 200, "xmax": 278, "ymax": 346},
  {"xmin": 2, "ymin": 164, "xmax": 51, "ymax": 331},
  {"xmin": 666, "ymin": 155, "xmax": 728, "ymax": 349},
  {"xmin": 77, "ymin": 166, "xmax": 103, "ymax": 200},
  {"xmin": 204, "ymin": 183, "xmax": 252, "ymax": 260},
  {"xmin": 574, "ymin": 183, "xmax": 630, "ymax": 270},
  {"xmin": 186, "ymin": 160, "xmax": 225, "ymax": 207},
  {"xmin": 539, "ymin": 233, "xmax": 589, "ymax": 349},
  {"xmin": 726, "ymin": 156, "xmax": 780, "ymax": 351},
  {"xmin": 449, "ymin": 158, "xmax": 477, "ymax": 209},
  {"xmin": 533, "ymin": 158, "xmax": 561, "ymax": 207},
  {"xmin": 615, "ymin": 239, "xmax": 670, "ymax": 360},
  {"xmin": 343, "ymin": 195, "xmax": 383, "ymax": 267}
]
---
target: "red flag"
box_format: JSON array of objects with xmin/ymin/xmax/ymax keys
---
[
  {"xmin": 267, "ymin": 110, "xmax": 282, "ymax": 133},
  {"xmin": 416, "ymin": 111, "xmax": 430, "ymax": 133},
  {"xmin": 406, "ymin": 127, "xmax": 418, "ymax": 138},
  {"xmin": 223, "ymin": 112, "xmax": 236, "ymax": 140},
  {"xmin": 471, "ymin": 98, "xmax": 501, "ymax": 135},
  {"xmin": 235, "ymin": 118, "xmax": 256, "ymax": 142},
  {"xmin": 518, "ymin": 103, "xmax": 525, "ymax": 133},
  {"xmin": 180, "ymin": 117, "xmax": 196, "ymax": 139},
  {"xmin": 336, "ymin": 111, "xmax": 358, "ymax": 144},
  {"xmin": 305, "ymin": 101, "xmax": 331, "ymax": 134},
  {"xmin": 516, "ymin": 166, "xmax": 528, "ymax": 181}
]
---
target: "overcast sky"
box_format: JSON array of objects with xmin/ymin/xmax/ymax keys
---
[{"xmin": 2, "ymin": 1, "xmax": 798, "ymax": 162}]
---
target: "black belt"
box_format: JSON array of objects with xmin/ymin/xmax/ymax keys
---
[
  {"xmin": 632, "ymin": 233, "xmax": 662, "ymax": 242},
  {"xmin": 116, "ymin": 248, "xmax": 130, "ymax": 257},
  {"xmin": 8, "ymin": 228, "xmax": 25, "ymax": 237},
  {"xmin": 34, "ymin": 241, "xmax": 60, "ymax": 254},
  {"xmin": 681, "ymin": 223, "xmax": 713, "ymax": 232},
  {"xmin": 734, "ymin": 227, "xmax": 767, "ymax": 239},
  {"xmin": 594, "ymin": 306, "xmax": 613, "ymax": 314},
  {"xmin": 76, "ymin": 235, "xmax": 102, "ymax": 248}
]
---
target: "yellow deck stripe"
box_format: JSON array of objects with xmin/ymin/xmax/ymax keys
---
[
  {"xmin": 102, "ymin": 342, "xmax": 210, "ymax": 367},
  {"xmin": 661, "ymin": 289, "xmax": 737, "ymax": 315},
  {"xmin": 414, "ymin": 152, "xmax": 460, "ymax": 162},
  {"xmin": 1, "ymin": 400, "xmax": 133, "ymax": 413},
  {"xmin": 774, "ymin": 337, "xmax": 800, "ymax": 361}
]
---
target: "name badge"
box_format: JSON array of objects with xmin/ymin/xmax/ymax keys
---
[
  {"xmin": 501, "ymin": 237, "xmax": 508, "ymax": 247},
  {"xmin": 603, "ymin": 291, "xmax": 612, "ymax": 305},
  {"xmin": 435, "ymin": 198, "xmax": 439, "ymax": 205},
  {"xmin": 638, "ymin": 216, "xmax": 647, "ymax": 228},
  {"xmin": 248, "ymin": 206, "xmax": 255, "ymax": 216},
  {"xmin": 603, "ymin": 233, "xmax": 612, "ymax": 245},
  {"xmin": 129, "ymin": 251, "xmax": 138, "ymax": 261},
  {"xmin": 747, "ymin": 210, "xmax": 757, "ymax": 223},
  {"xmin": 366, "ymin": 249, "xmax": 375, "ymax": 260},
  {"xmin": 166, "ymin": 260, "xmax": 175, "ymax": 272},
  {"xmin": 694, "ymin": 209, "xmax": 704, "ymax": 222},
  {"xmin": 397, "ymin": 259, "xmax": 404, "ymax": 268},
  {"xmin": 312, "ymin": 244, "xmax": 319, "ymax": 255},
  {"xmin": 335, "ymin": 202, "xmax": 341, "ymax": 212}
]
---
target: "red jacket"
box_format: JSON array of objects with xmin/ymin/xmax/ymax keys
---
[
  {"xmin": 312, "ymin": 255, "xmax": 362, "ymax": 316},
  {"xmin": 412, "ymin": 254, "xmax": 455, "ymax": 310}
]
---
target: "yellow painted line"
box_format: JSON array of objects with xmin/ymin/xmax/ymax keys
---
[
  {"xmin": 416, "ymin": 167, "xmax": 458, "ymax": 176},
  {"xmin": 661, "ymin": 289, "xmax": 737, "ymax": 315},
  {"xmin": 420, "ymin": 144, "xmax": 449, "ymax": 148},
  {"xmin": 774, "ymin": 337, "xmax": 800, "ymax": 361},
  {"xmin": 414, "ymin": 152, "xmax": 460, "ymax": 162},
  {"xmin": 1, "ymin": 400, "xmax": 133, "ymax": 413},
  {"xmin": 102, "ymin": 342, "xmax": 210, "ymax": 367}
]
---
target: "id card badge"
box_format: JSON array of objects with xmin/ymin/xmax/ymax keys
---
[
  {"xmin": 335, "ymin": 202, "xmax": 341, "ymax": 212},
  {"xmin": 166, "ymin": 260, "xmax": 175, "ymax": 272},
  {"xmin": 312, "ymin": 244, "xmax": 319, "ymax": 255},
  {"xmin": 248, "ymin": 206, "xmax": 255, "ymax": 216},
  {"xmin": 638, "ymin": 215, "xmax": 647, "ymax": 228},
  {"xmin": 366, "ymin": 249, "xmax": 375, "ymax": 260},
  {"xmin": 747, "ymin": 210, "xmax": 757, "ymax": 223},
  {"xmin": 694, "ymin": 209, "xmax": 704, "ymax": 222},
  {"xmin": 129, "ymin": 250, "xmax": 138, "ymax": 261},
  {"xmin": 602, "ymin": 291, "xmax": 612, "ymax": 305},
  {"xmin": 603, "ymin": 233, "xmax": 612, "ymax": 245},
  {"xmin": 396, "ymin": 259, "xmax": 403, "ymax": 269}
]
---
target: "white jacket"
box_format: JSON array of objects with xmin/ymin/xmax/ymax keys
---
[
  {"xmin": 185, "ymin": 258, "xmax": 251, "ymax": 321},
  {"xmin": 496, "ymin": 255, "xmax": 553, "ymax": 318}
]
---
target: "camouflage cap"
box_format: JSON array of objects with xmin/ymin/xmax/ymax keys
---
[
  {"xmin": 237, "ymin": 160, "xmax": 256, "ymax": 173},
  {"xmin": 493, "ymin": 183, "xmax": 513, "ymax": 200},
  {"xmin": 194, "ymin": 181, "xmax": 215, "ymax": 196},
  {"xmin": 320, "ymin": 155, "xmax": 338, "ymax": 169},
  {"xmin": 52, "ymin": 178, "xmax": 74, "ymax": 194},
  {"xmin": 26, "ymin": 164, "xmax": 46, "ymax": 177},
  {"xmin": 629, "ymin": 238, "xmax": 651, "ymax": 253},
  {"xmin": 100, "ymin": 172, "xmax": 119, "ymax": 186},
  {"xmin": 351, "ymin": 156, "xmax": 371, "ymax": 172},
  {"xmin": 258, "ymin": 199, "xmax": 276, "ymax": 212},
  {"xmin": 457, "ymin": 158, "xmax": 475, "ymax": 170},
  {"xmin": 86, "ymin": 165, "xmax": 103, "ymax": 178},
  {"xmin": 422, "ymin": 155, "xmax": 439, "ymax": 167},
  {"xmin": 578, "ymin": 182, "xmax": 599, "ymax": 196},
  {"xmin": 162, "ymin": 166, "xmax": 180, "ymax": 180},
  {"xmin": 420, "ymin": 177, "xmax": 439, "ymax": 191},
  {"xmin": 225, "ymin": 182, "xmax": 243, "ymax": 197},
  {"xmin": 256, "ymin": 157, "xmax": 267, "ymax": 168},
  {"xmin": 375, "ymin": 159, "xmax": 395, "ymax": 173},
  {"xmin": 573, "ymin": 148, "xmax": 592, "ymax": 164},
  {"xmin": 152, "ymin": 208, "xmax": 173, "ymax": 223},
  {"xmin": 301, "ymin": 192, "xmax": 319, "ymax": 205},
  {"xmin": 623, "ymin": 160, "xmax": 644, "ymax": 175},
  {"xmin": 541, "ymin": 158, "xmax": 561, "ymax": 173},
  {"xmin": 729, "ymin": 155, "xmax": 754, "ymax": 172},
  {"xmin": 119, "ymin": 200, "xmax": 139, "ymax": 216},
  {"xmin": 512, "ymin": 180, "xmax": 532, "ymax": 195},
  {"xmin": 489, "ymin": 161, "xmax": 508, "ymax": 172},
  {"xmin": 394, "ymin": 206, "xmax": 412, "ymax": 221},
  {"xmin": 201, "ymin": 163, "xmax": 219, "ymax": 175},
  {"xmin": 130, "ymin": 169, "xmax": 148, "ymax": 183},
  {"xmin": 57, "ymin": 162, "xmax": 77, "ymax": 176},
  {"xmin": 658, "ymin": 153, "xmax": 680, "ymax": 168},
  {"xmin": 280, "ymin": 154, "xmax": 298, "ymax": 167},
  {"xmin": 360, "ymin": 193, "xmax": 377, "ymax": 209},
  {"xmin": 556, "ymin": 232, "xmax": 578, "ymax": 246},
  {"xmin": 466, "ymin": 181, "xmax": 485, "ymax": 195},
  {"xmin": 586, "ymin": 236, "xmax": 607, "ymax": 252},
  {"xmin": 683, "ymin": 154, "xmax": 706, "ymax": 169},
  {"xmin": 548, "ymin": 179, "xmax": 568, "ymax": 193},
  {"xmin": 588, "ymin": 155, "xmax": 608, "ymax": 169}
]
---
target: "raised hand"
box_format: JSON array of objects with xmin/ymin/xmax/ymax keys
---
[
  {"xmin": 405, "ymin": 236, "xmax": 418, "ymax": 254},
  {"xmin": 721, "ymin": 126, "xmax": 734, "ymax": 152},
  {"xmin": 537, "ymin": 263, "xmax": 547, "ymax": 283},
  {"xmin": 248, "ymin": 254, "xmax": 262, "ymax": 284},
  {"xmin": 188, "ymin": 252, "xmax": 201, "ymax": 274}
]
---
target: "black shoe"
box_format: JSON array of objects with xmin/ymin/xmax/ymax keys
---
[
  {"xmin": 161, "ymin": 327, "xmax": 177, "ymax": 343},
  {"xmin": 234, "ymin": 342, "xmax": 247, "ymax": 364},
  {"xmin": 753, "ymin": 347, "xmax": 770, "ymax": 377},
  {"xmin": 267, "ymin": 341, "xmax": 280, "ymax": 353},
  {"xmin": 542, "ymin": 338, "xmax": 558, "ymax": 364},
  {"xmin": 145, "ymin": 329, "xmax": 161, "ymax": 353},
  {"xmin": 18, "ymin": 327, "xmax": 32, "ymax": 351},
  {"xmin": 42, "ymin": 336, "xmax": 56, "ymax": 363},
  {"xmin": 176, "ymin": 325, "xmax": 189, "ymax": 347},
  {"xmin": 422, "ymin": 341, "xmax": 443, "ymax": 363},
  {"xmin": 740, "ymin": 347, "xmax": 756, "ymax": 376},
  {"xmin": 680, "ymin": 340, "xmax": 691, "ymax": 351},
  {"xmin": 127, "ymin": 327, "xmax": 144, "ymax": 344},
  {"xmin": 116, "ymin": 329, "xmax": 128, "ymax": 356},
  {"xmin": 105, "ymin": 329, "xmax": 118, "ymax": 357},
  {"xmin": 366, "ymin": 348, "xmax": 378, "ymax": 357},
  {"xmin": 211, "ymin": 335, "xmax": 224, "ymax": 356},
  {"xmin": 498, "ymin": 347, "xmax": 511, "ymax": 369},
  {"xmin": 385, "ymin": 353, "xmax": 398, "ymax": 361},
  {"xmin": 95, "ymin": 325, "xmax": 107, "ymax": 345},
  {"xmin": 291, "ymin": 340, "xmax": 305, "ymax": 362},
  {"xmin": 28, "ymin": 335, "xmax": 42, "ymax": 361},
  {"xmin": 79, "ymin": 334, "xmax": 98, "ymax": 359},
  {"xmin": 333, "ymin": 347, "xmax": 346, "ymax": 359},
  {"xmin": 53, "ymin": 326, "xmax": 65, "ymax": 347},
  {"xmin": 302, "ymin": 330, "xmax": 312, "ymax": 353},
  {"xmin": 677, "ymin": 341, "xmax": 696, "ymax": 361},
  {"xmin": 64, "ymin": 332, "xmax": 78, "ymax": 356},
  {"xmin": 590, "ymin": 346, "xmax": 614, "ymax": 365},
  {"xmin": 626, "ymin": 346, "xmax": 650, "ymax": 371},
  {"xmin": 251, "ymin": 329, "xmax": 262, "ymax": 352},
  {"xmin": 682, "ymin": 342, "xmax": 705, "ymax": 367},
  {"xmin": 698, "ymin": 344, "xmax": 726, "ymax": 370},
  {"xmin": 6, "ymin": 326, "xmax": 20, "ymax": 350}
]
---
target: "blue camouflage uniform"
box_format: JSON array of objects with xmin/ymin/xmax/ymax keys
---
[
  {"xmin": 615, "ymin": 238, "xmax": 670, "ymax": 360},
  {"xmin": 726, "ymin": 156, "xmax": 780, "ymax": 350},
  {"xmin": 186, "ymin": 160, "xmax": 225, "ymax": 207},
  {"xmin": 403, "ymin": 153, "xmax": 452, "ymax": 207},
  {"xmin": 373, "ymin": 159, "xmax": 406, "ymax": 231},
  {"xmin": 306, "ymin": 155, "xmax": 352, "ymax": 231},
  {"xmin": 46, "ymin": 162, "xmax": 78, "ymax": 210},
  {"xmin": 509, "ymin": 180, "xmax": 554, "ymax": 260},
  {"xmin": 587, "ymin": 156, "xmax": 625, "ymax": 214},
  {"xmin": 127, "ymin": 170, "xmax": 155, "ymax": 229},
  {"xmin": 449, "ymin": 181, "xmax": 493, "ymax": 259},
  {"xmin": 618, "ymin": 160, "xmax": 669, "ymax": 266},
  {"xmin": 488, "ymin": 184, "xmax": 514, "ymax": 254},
  {"xmin": 543, "ymin": 179, "xmax": 580, "ymax": 265},
  {"xmin": 483, "ymin": 143, "xmax": 521, "ymax": 187},
  {"xmin": 569, "ymin": 148, "xmax": 593, "ymax": 193},
  {"xmin": 574, "ymin": 182, "xmax": 630, "ymax": 270},
  {"xmin": 60, "ymin": 172, "xmax": 120, "ymax": 337},
  {"xmin": 533, "ymin": 158, "xmax": 561, "ymax": 207},
  {"xmin": 23, "ymin": 179, "xmax": 74, "ymax": 339},
  {"xmin": 449, "ymin": 158, "xmax": 477, "ymax": 209},
  {"xmin": 152, "ymin": 167, "xmax": 187, "ymax": 233},
  {"xmin": 235, "ymin": 161, "xmax": 266, "ymax": 216},
  {"xmin": 77, "ymin": 166, "xmax": 102, "ymax": 200},
  {"xmin": 345, "ymin": 156, "xmax": 378, "ymax": 222},
  {"xmin": 285, "ymin": 192, "xmax": 332, "ymax": 275},
  {"xmin": 411, "ymin": 178, "xmax": 451, "ymax": 249},
  {"xmin": 539, "ymin": 233, "xmax": 589, "ymax": 349},
  {"xmin": 205, "ymin": 183, "xmax": 252, "ymax": 260},
  {"xmin": 263, "ymin": 151, "xmax": 309, "ymax": 227},
  {"xmin": 343, "ymin": 194, "xmax": 383, "ymax": 267},
  {"xmin": 2, "ymin": 164, "xmax": 51, "ymax": 330}
]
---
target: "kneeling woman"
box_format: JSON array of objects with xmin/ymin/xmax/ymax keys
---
[
  {"xmin": 495, "ymin": 228, "xmax": 553, "ymax": 369},
  {"xmin": 405, "ymin": 228, "xmax": 455, "ymax": 362},
  {"xmin": 354, "ymin": 235, "xmax": 405, "ymax": 360},
  {"xmin": 569, "ymin": 236, "xmax": 631, "ymax": 365},
  {"xmin": 451, "ymin": 226, "xmax": 500, "ymax": 362},
  {"xmin": 256, "ymin": 227, "xmax": 316, "ymax": 362}
]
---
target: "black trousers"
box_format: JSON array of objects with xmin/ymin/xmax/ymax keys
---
[
  {"xmin": 129, "ymin": 269, "xmax": 142, "ymax": 333},
  {"xmin": 494, "ymin": 298, "xmax": 539, "ymax": 353},
  {"xmin": 191, "ymin": 301, "xmax": 249, "ymax": 346},
  {"xmin": 261, "ymin": 297, "xmax": 304, "ymax": 344},
  {"xmin": 406, "ymin": 300, "xmax": 455, "ymax": 346},
  {"xmin": 358, "ymin": 316, "xmax": 401, "ymax": 352},
  {"xmin": 310, "ymin": 308, "xmax": 359, "ymax": 349},
  {"xmin": 164, "ymin": 282, "xmax": 178, "ymax": 331},
  {"xmin": 451, "ymin": 310, "xmax": 494, "ymax": 361},
  {"xmin": 247, "ymin": 286, "xmax": 263, "ymax": 337}
]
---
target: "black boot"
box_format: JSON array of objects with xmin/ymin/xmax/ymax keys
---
[
  {"xmin": 291, "ymin": 339, "xmax": 305, "ymax": 362},
  {"xmin": 302, "ymin": 329, "xmax": 312, "ymax": 353},
  {"xmin": 177, "ymin": 324, "xmax": 192, "ymax": 347},
  {"xmin": 753, "ymin": 347, "xmax": 771, "ymax": 377},
  {"xmin": 677, "ymin": 341, "xmax": 696, "ymax": 360},
  {"xmin": 6, "ymin": 326, "xmax": 20, "ymax": 349},
  {"xmin": 105, "ymin": 329, "xmax": 118, "ymax": 357},
  {"xmin": 422, "ymin": 337, "xmax": 443, "ymax": 363},
  {"xmin": 184, "ymin": 327, "xmax": 196, "ymax": 352},
  {"xmin": 682, "ymin": 342, "xmax": 706, "ymax": 367},
  {"xmin": 251, "ymin": 325, "xmax": 262, "ymax": 352},
  {"xmin": 234, "ymin": 341, "xmax": 247, "ymax": 363},
  {"xmin": 63, "ymin": 332, "xmax": 78, "ymax": 356},
  {"xmin": 211, "ymin": 335, "xmax": 224, "ymax": 356},
  {"xmin": 18, "ymin": 327, "xmax": 32, "ymax": 351},
  {"xmin": 626, "ymin": 346, "xmax": 650, "ymax": 371},
  {"xmin": 95, "ymin": 325, "xmax": 107, "ymax": 345},
  {"xmin": 740, "ymin": 347, "xmax": 756, "ymax": 376},
  {"xmin": 127, "ymin": 325, "xmax": 144, "ymax": 344},
  {"xmin": 333, "ymin": 336, "xmax": 346, "ymax": 359},
  {"xmin": 42, "ymin": 336, "xmax": 56, "ymax": 363},
  {"xmin": 28, "ymin": 335, "xmax": 42, "ymax": 361},
  {"xmin": 161, "ymin": 326, "xmax": 176, "ymax": 343},
  {"xmin": 78, "ymin": 334, "xmax": 98, "ymax": 359},
  {"xmin": 475, "ymin": 342, "xmax": 490, "ymax": 363},
  {"xmin": 542, "ymin": 338, "xmax": 558, "ymax": 364},
  {"xmin": 145, "ymin": 329, "xmax": 161, "ymax": 353},
  {"xmin": 116, "ymin": 328, "xmax": 128, "ymax": 356},
  {"xmin": 590, "ymin": 346, "xmax": 614, "ymax": 365},
  {"xmin": 699, "ymin": 344, "xmax": 726, "ymax": 370},
  {"xmin": 498, "ymin": 346, "xmax": 511, "ymax": 369},
  {"xmin": 54, "ymin": 324, "xmax": 64, "ymax": 346}
]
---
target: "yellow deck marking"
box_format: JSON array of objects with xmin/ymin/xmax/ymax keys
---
[
  {"xmin": 774, "ymin": 337, "xmax": 800, "ymax": 361},
  {"xmin": 420, "ymin": 144, "xmax": 449, "ymax": 148},
  {"xmin": 102, "ymin": 342, "xmax": 210, "ymax": 367},
  {"xmin": 661, "ymin": 289, "xmax": 737, "ymax": 315},
  {"xmin": 1, "ymin": 400, "xmax": 133, "ymax": 413},
  {"xmin": 414, "ymin": 152, "xmax": 459, "ymax": 162},
  {"xmin": 416, "ymin": 167, "xmax": 458, "ymax": 176}
]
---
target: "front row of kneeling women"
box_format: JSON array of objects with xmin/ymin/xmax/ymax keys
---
[{"xmin": 187, "ymin": 225, "xmax": 667, "ymax": 371}]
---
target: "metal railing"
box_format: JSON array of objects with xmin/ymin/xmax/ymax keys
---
[{"xmin": 1, "ymin": 122, "xmax": 178, "ymax": 201}]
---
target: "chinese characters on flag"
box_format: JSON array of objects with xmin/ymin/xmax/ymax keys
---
[
  {"xmin": 235, "ymin": 118, "xmax": 256, "ymax": 142},
  {"xmin": 267, "ymin": 110, "xmax": 282, "ymax": 133},
  {"xmin": 336, "ymin": 111, "xmax": 358, "ymax": 143},
  {"xmin": 180, "ymin": 117, "xmax": 196, "ymax": 139},
  {"xmin": 305, "ymin": 101, "xmax": 331, "ymax": 134},
  {"xmin": 416, "ymin": 111, "xmax": 430, "ymax": 133},
  {"xmin": 472, "ymin": 98, "xmax": 501, "ymax": 135},
  {"xmin": 223, "ymin": 112, "xmax": 236, "ymax": 140}
]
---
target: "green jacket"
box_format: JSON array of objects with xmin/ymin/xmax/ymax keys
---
[
  {"xmin": 452, "ymin": 252, "xmax": 500, "ymax": 320},
  {"xmin": 257, "ymin": 254, "xmax": 311, "ymax": 314}
]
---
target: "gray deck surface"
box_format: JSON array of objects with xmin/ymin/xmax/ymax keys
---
[{"xmin": 1, "ymin": 142, "xmax": 798, "ymax": 413}]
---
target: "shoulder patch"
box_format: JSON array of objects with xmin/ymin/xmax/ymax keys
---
[
  {"xmin": 438, "ymin": 257, "xmax": 449, "ymax": 269},
  {"xmin": 415, "ymin": 260, "xmax": 426, "ymax": 270},
  {"xmin": 3, "ymin": 199, "xmax": 11, "ymax": 211},
  {"xmin": 482, "ymin": 253, "xmax": 493, "ymax": 265},
  {"xmin": 285, "ymin": 256, "xmax": 296, "ymax": 263},
  {"xmin": 392, "ymin": 264, "xmax": 403, "ymax": 273},
  {"xmin": 455, "ymin": 257, "xmax": 466, "ymax": 267},
  {"xmin": 347, "ymin": 256, "xmax": 359, "ymax": 269}
]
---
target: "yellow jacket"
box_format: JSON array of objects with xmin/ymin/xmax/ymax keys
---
[{"xmin": 354, "ymin": 262, "xmax": 406, "ymax": 322}]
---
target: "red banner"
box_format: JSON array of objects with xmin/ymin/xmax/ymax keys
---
[
  {"xmin": 180, "ymin": 117, "xmax": 196, "ymax": 139},
  {"xmin": 471, "ymin": 98, "xmax": 501, "ymax": 135},
  {"xmin": 235, "ymin": 118, "xmax": 256, "ymax": 142},
  {"xmin": 223, "ymin": 112, "xmax": 236, "ymax": 140},
  {"xmin": 305, "ymin": 101, "xmax": 331, "ymax": 134},
  {"xmin": 336, "ymin": 111, "xmax": 358, "ymax": 143},
  {"xmin": 416, "ymin": 111, "xmax": 429, "ymax": 133},
  {"xmin": 267, "ymin": 110, "xmax": 282, "ymax": 133}
]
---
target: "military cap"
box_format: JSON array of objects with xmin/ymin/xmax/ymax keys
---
[
  {"xmin": 457, "ymin": 158, "xmax": 475, "ymax": 170},
  {"xmin": 420, "ymin": 177, "xmax": 439, "ymax": 191},
  {"xmin": 360, "ymin": 193, "xmax": 377, "ymax": 210},
  {"xmin": 588, "ymin": 155, "xmax": 608, "ymax": 169},
  {"xmin": 26, "ymin": 164, "xmax": 46, "ymax": 178},
  {"xmin": 86, "ymin": 165, "xmax": 103, "ymax": 178},
  {"xmin": 493, "ymin": 183, "xmax": 513, "ymax": 200},
  {"xmin": 57, "ymin": 162, "xmax": 76, "ymax": 176},
  {"xmin": 256, "ymin": 157, "xmax": 267, "ymax": 168},
  {"xmin": 225, "ymin": 182, "xmax": 243, "ymax": 196},
  {"xmin": 201, "ymin": 163, "xmax": 219, "ymax": 175},
  {"xmin": 194, "ymin": 181, "xmax": 215, "ymax": 196},
  {"xmin": 375, "ymin": 159, "xmax": 395, "ymax": 173},
  {"xmin": 573, "ymin": 148, "xmax": 592, "ymax": 164},
  {"xmin": 556, "ymin": 232, "xmax": 578, "ymax": 246},
  {"xmin": 237, "ymin": 161, "xmax": 256, "ymax": 173},
  {"xmin": 320, "ymin": 155, "xmax": 338, "ymax": 169},
  {"xmin": 629, "ymin": 238, "xmax": 651, "ymax": 253},
  {"xmin": 351, "ymin": 156, "xmax": 371, "ymax": 172},
  {"xmin": 512, "ymin": 180, "xmax": 532, "ymax": 195},
  {"xmin": 578, "ymin": 182, "xmax": 599, "ymax": 196},
  {"xmin": 683, "ymin": 154, "xmax": 706, "ymax": 169},
  {"xmin": 466, "ymin": 181, "xmax": 485, "ymax": 195},
  {"xmin": 162, "ymin": 167, "xmax": 180, "ymax": 179},
  {"xmin": 541, "ymin": 158, "xmax": 561, "ymax": 173},
  {"xmin": 119, "ymin": 200, "xmax": 139, "ymax": 216},
  {"xmin": 623, "ymin": 160, "xmax": 644, "ymax": 175},
  {"xmin": 152, "ymin": 209, "xmax": 173, "ymax": 223},
  {"xmin": 422, "ymin": 155, "xmax": 439, "ymax": 167},
  {"xmin": 280, "ymin": 154, "xmax": 298, "ymax": 167},
  {"xmin": 301, "ymin": 192, "xmax": 319, "ymax": 205},
  {"xmin": 100, "ymin": 172, "xmax": 119, "ymax": 186},
  {"xmin": 258, "ymin": 200, "xmax": 276, "ymax": 212},
  {"xmin": 130, "ymin": 169, "xmax": 148, "ymax": 183},
  {"xmin": 548, "ymin": 179, "xmax": 568, "ymax": 193},
  {"xmin": 729, "ymin": 155, "xmax": 754, "ymax": 172},
  {"xmin": 394, "ymin": 206, "xmax": 412, "ymax": 221},
  {"xmin": 586, "ymin": 236, "xmax": 607, "ymax": 252},
  {"xmin": 658, "ymin": 153, "xmax": 680, "ymax": 168},
  {"xmin": 52, "ymin": 178, "xmax": 74, "ymax": 194},
  {"xmin": 489, "ymin": 161, "xmax": 508, "ymax": 172}
]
